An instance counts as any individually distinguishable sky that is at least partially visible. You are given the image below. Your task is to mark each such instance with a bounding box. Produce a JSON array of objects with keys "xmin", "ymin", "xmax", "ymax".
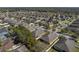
[{"xmin": 0, "ymin": 0, "xmax": 79, "ymax": 7}]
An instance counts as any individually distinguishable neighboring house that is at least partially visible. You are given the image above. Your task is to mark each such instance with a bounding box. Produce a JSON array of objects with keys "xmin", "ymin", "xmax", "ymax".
[
  {"xmin": 53, "ymin": 37, "xmax": 75, "ymax": 52},
  {"xmin": 28, "ymin": 23, "xmax": 36, "ymax": 32},
  {"xmin": 0, "ymin": 38, "xmax": 14, "ymax": 52},
  {"xmin": 0, "ymin": 20, "xmax": 2, "ymax": 23},
  {"xmin": 32, "ymin": 26, "xmax": 46, "ymax": 40},
  {"xmin": 22, "ymin": 22, "xmax": 29, "ymax": 29},
  {"xmin": 2, "ymin": 39, "xmax": 14, "ymax": 51},
  {"xmin": 0, "ymin": 22, "xmax": 10, "ymax": 29},
  {"xmin": 4, "ymin": 17, "xmax": 18, "ymax": 25},
  {"xmin": 53, "ymin": 39, "xmax": 69, "ymax": 52}
]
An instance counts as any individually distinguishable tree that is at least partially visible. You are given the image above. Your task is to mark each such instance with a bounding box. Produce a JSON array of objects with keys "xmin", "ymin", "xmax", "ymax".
[
  {"xmin": 58, "ymin": 35, "xmax": 65, "ymax": 39},
  {"xmin": 9, "ymin": 25, "xmax": 37, "ymax": 49},
  {"xmin": 0, "ymin": 39, "xmax": 2, "ymax": 47}
]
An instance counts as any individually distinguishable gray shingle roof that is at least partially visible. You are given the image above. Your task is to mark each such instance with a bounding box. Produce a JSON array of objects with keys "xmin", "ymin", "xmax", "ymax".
[
  {"xmin": 40, "ymin": 32, "xmax": 58, "ymax": 43},
  {"xmin": 53, "ymin": 38, "xmax": 69, "ymax": 52}
]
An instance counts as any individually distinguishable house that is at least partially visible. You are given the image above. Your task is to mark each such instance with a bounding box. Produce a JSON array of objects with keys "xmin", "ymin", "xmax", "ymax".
[
  {"xmin": 0, "ymin": 20, "xmax": 2, "ymax": 23},
  {"xmin": 52, "ymin": 37, "xmax": 75, "ymax": 52},
  {"xmin": 53, "ymin": 38, "xmax": 69, "ymax": 52},
  {"xmin": 22, "ymin": 22, "xmax": 29, "ymax": 29},
  {"xmin": 4, "ymin": 17, "xmax": 18, "ymax": 25},
  {"xmin": 32, "ymin": 26, "xmax": 46, "ymax": 40},
  {"xmin": 2, "ymin": 39, "xmax": 14, "ymax": 51},
  {"xmin": 28, "ymin": 23, "xmax": 36, "ymax": 32},
  {"xmin": 0, "ymin": 38, "xmax": 14, "ymax": 52},
  {"xmin": 40, "ymin": 32, "xmax": 59, "ymax": 44}
]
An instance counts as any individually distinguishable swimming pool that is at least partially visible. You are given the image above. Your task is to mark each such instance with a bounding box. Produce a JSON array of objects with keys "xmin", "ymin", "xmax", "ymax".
[{"xmin": 0, "ymin": 31, "xmax": 8, "ymax": 41}]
